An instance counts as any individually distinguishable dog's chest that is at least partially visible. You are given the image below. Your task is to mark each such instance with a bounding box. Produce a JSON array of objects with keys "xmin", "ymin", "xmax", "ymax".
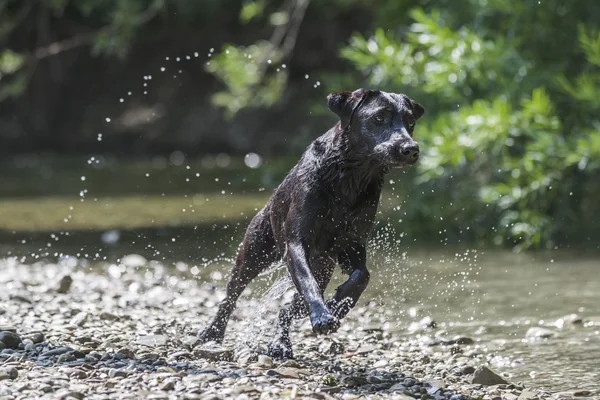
[{"xmin": 310, "ymin": 202, "xmax": 365, "ymax": 251}]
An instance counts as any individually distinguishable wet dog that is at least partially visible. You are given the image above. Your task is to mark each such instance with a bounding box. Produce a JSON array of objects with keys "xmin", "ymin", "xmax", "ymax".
[{"xmin": 198, "ymin": 89, "xmax": 424, "ymax": 359}]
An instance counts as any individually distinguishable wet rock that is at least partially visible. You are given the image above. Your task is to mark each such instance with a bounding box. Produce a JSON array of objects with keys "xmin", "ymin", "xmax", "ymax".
[
  {"xmin": 424, "ymin": 378, "xmax": 445, "ymax": 395},
  {"xmin": 193, "ymin": 344, "xmax": 233, "ymax": 361},
  {"xmin": 70, "ymin": 312, "xmax": 89, "ymax": 327},
  {"xmin": 356, "ymin": 344, "xmax": 377, "ymax": 354},
  {"xmin": 257, "ymin": 354, "xmax": 274, "ymax": 368},
  {"xmin": 525, "ymin": 327, "xmax": 556, "ymax": 340},
  {"xmin": 120, "ymin": 254, "xmax": 148, "ymax": 268},
  {"xmin": 441, "ymin": 336, "xmax": 475, "ymax": 346},
  {"xmin": 108, "ymin": 368, "xmax": 128, "ymax": 378},
  {"xmin": 22, "ymin": 332, "xmax": 44, "ymax": 344},
  {"xmin": 99, "ymin": 311, "xmax": 120, "ymax": 321},
  {"xmin": 0, "ymin": 367, "xmax": 18, "ymax": 380},
  {"xmin": 57, "ymin": 352, "xmax": 77, "ymax": 363},
  {"xmin": 181, "ymin": 335, "xmax": 200, "ymax": 348},
  {"xmin": 266, "ymin": 367, "xmax": 304, "ymax": 379},
  {"xmin": 279, "ymin": 359, "xmax": 301, "ymax": 368},
  {"xmin": 56, "ymin": 275, "xmax": 73, "ymax": 294},
  {"xmin": 117, "ymin": 347, "xmax": 136, "ymax": 358},
  {"xmin": 160, "ymin": 380, "xmax": 176, "ymax": 391},
  {"xmin": 408, "ymin": 316, "xmax": 437, "ymax": 332},
  {"xmin": 572, "ymin": 390, "xmax": 592, "ymax": 397},
  {"xmin": 519, "ymin": 389, "xmax": 540, "ymax": 399},
  {"xmin": 0, "ymin": 331, "xmax": 22, "ymax": 349},
  {"xmin": 319, "ymin": 339, "xmax": 345, "ymax": 355},
  {"xmin": 41, "ymin": 347, "xmax": 73, "ymax": 357},
  {"xmin": 342, "ymin": 375, "xmax": 369, "ymax": 387},
  {"xmin": 554, "ymin": 314, "xmax": 583, "ymax": 328},
  {"xmin": 137, "ymin": 335, "xmax": 168, "ymax": 347},
  {"xmin": 471, "ymin": 366, "xmax": 509, "ymax": 385}
]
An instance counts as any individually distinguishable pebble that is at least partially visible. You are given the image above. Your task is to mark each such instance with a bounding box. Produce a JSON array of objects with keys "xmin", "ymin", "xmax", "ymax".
[
  {"xmin": 138, "ymin": 335, "xmax": 168, "ymax": 346},
  {"xmin": 193, "ymin": 344, "xmax": 233, "ymax": 361},
  {"xmin": 0, "ymin": 331, "xmax": 22, "ymax": 349},
  {"xmin": 0, "ymin": 367, "xmax": 18, "ymax": 380},
  {"xmin": 526, "ymin": 327, "xmax": 557, "ymax": 340},
  {"xmin": 472, "ymin": 366, "xmax": 509, "ymax": 386},
  {"xmin": 41, "ymin": 347, "xmax": 74, "ymax": 357},
  {"xmin": 56, "ymin": 274, "xmax": 73, "ymax": 294},
  {"xmin": 70, "ymin": 312, "xmax": 89, "ymax": 327}
]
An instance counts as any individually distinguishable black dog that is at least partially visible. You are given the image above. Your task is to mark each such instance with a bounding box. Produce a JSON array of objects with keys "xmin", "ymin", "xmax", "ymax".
[{"xmin": 198, "ymin": 89, "xmax": 424, "ymax": 359}]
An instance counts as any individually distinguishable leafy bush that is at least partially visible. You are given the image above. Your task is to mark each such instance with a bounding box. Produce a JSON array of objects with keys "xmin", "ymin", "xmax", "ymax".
[{"xmin": 339, "ymin": 6, "xmax": 600, "ymax": 250}]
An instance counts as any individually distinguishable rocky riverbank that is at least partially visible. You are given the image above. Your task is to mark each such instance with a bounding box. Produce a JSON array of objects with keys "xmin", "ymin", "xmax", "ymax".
[{"xmin": 0, "ymin": 256, "xmax": 591, "ymax": 400}]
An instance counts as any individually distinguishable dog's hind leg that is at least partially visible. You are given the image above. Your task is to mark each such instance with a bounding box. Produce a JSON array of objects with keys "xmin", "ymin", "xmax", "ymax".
[
  {"xmin": 267, "ymin": 261, "xmax": 335, "ymax": 359},
  {"xmin": 326, "ymin": 244, "xmax": 370, "ymax": 320},
  {"xmin": 198, "ymin": 209, "xmax": 277, "ymax": 343}
]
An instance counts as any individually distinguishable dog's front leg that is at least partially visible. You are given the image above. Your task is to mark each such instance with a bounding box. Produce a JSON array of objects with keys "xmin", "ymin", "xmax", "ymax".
[
  {"xmin": 286, "ymin": 242, "xmax": 340, "ymax": 335},
  {"xmin": 326, "ymin": 244, "xmax": 370, "ymax": 319}
]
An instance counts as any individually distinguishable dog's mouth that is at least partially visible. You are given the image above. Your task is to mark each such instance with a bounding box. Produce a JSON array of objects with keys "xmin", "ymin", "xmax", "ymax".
[{"xmin": 389, "ymin": 157, "xmax": 418, "ymax": 168}]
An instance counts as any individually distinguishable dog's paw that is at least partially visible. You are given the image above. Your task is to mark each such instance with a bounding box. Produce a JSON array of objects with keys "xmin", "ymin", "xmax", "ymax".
[
  {"xmin": 267, "ymin": 336, "xmax": 294, "ymax": 360},
  {"xmin": 197, "ymin": 325, "xmax": 225, "ymax": 344},
  {"xmin": 310, "ymin": 311, "xmax": 340, "ymax": 335}
]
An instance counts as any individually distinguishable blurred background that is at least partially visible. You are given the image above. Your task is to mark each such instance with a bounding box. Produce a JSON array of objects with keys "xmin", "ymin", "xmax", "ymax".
[
  {"xmin": 2, "ymin": 1, "xmax": 600, "ymax": 392},
  {"xmin": 2, "ymin": 0, "xmax": 600, "ymax": 258}
]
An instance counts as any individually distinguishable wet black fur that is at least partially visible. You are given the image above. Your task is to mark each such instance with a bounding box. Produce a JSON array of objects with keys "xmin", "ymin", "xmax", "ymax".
[{"xmin": 198, "ymin": 89, "xmax": 424, "ymax": 359}]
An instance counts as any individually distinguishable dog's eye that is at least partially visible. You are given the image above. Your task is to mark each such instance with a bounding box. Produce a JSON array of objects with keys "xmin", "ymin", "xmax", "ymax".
[
  {"xmin": 374, "ymin": 113, "xmax": 385, "ymax": 124},
  {"xmin": 407, "ymin": 119, "xmax": 415, "ymax": 129}
]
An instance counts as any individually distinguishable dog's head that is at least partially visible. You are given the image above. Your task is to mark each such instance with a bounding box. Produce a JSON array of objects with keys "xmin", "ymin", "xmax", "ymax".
[{"xmin": 327, "ymin": 89, "xmax": 424, "ymax": 168}]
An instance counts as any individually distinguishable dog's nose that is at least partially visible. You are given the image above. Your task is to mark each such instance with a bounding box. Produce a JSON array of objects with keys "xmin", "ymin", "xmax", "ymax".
[{"xmin": 401, "ymin": 143, "xmax": 419, "ymax": 160}]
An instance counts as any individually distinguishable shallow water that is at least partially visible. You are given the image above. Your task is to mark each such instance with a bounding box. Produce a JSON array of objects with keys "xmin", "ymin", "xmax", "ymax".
[{"xmin": 1, "ymin": 156, "xmax": 599, "ymax": 393}]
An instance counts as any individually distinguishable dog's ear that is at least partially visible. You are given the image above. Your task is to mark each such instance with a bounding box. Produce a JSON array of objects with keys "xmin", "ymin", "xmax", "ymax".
[
  {"xmin": 327, "ymin": 91, "xmax": 353, "ymax": 118},
  {"xmin": 327, "ymin": 89, "xmax": 368, "ymax": 128},
  {"xmin": 409, "ymin": 99, "xmax": 425, "ymax": 120}
]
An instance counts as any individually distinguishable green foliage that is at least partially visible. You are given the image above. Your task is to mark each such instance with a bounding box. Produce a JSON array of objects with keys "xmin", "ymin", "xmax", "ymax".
[
  {"xmin": 206, "ymin": 42, "xmax": 288, "ymax": 119},
  {"xmin": 338, "ymin": 5, "xmax": 600, "ymax": 250}
]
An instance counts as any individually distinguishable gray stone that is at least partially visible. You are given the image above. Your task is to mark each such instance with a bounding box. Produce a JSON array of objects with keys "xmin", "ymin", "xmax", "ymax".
[
  {"xmin": 257, "ymin": 354, "xmax": 274, "ymax": 367},
  {"xmin": 471, "ymin": 366, "xmax": 509, "ymax": 385},
  {"xmin": 99, "ymin": 311, "xmax": 120, "ymax": 321},
  {"xmin": 193, "ymin": 344, "xmax": 233, "ymax": 361},
  {"xmin": 159, "ymin": 380, "xmax": 176, "ymax": 391},
  {"xmin": 279, "ymin": 359, "xmax": 301, "ymax": 368},
  {"xmin": 117, "ymin": 347, "xmax": 136, "ymax": 358},
  {"xmin": 0, "ymin": 367, "xmax": 18, "ymax": 380},
  {"xmin": 342, "ymin": 375, "xmax": 369, "ymax": 387},
  {"xmin": 21, "ymin": 332, "xmax": 44, "ymax": 344},
  {"xmin": 265, "ymin": 367, "xmax": 304, "ymax": 379},
  {"xmin": 56, "ymin": 275, "xmax": 73, "ymax": 294},
  {"xmin": 525, "ymin": 327, "xmax": 556, "ymax": 340},
  {"xmin": 518, "ymin": 390, "xmax": 540, "ymax": 400},
  {"xmin": 137, "ymin": 335, "xmax": 168, "ymax": 346},
  {"xmin": 57, "ymin": 352, "xmax": 77, "ymax": 363},
  {"xmin": 319, "ymin": 339, "xmax": 345, "ymax": 355},
  {"xmin": 108, "ymin": 368, "xmax": 128, "ymax": 378},
  {"xmin": 70, "ymin": 312, "xmax": 89, "ymax": 327},
  {"xmin": 0, "ymin": 331, "xmax": 22, "ymax": 349},
  {"xmin": 41, "ymin": 347, "xmax": 73, "ymax": 357},
  {"xmin": 181, "ymin": 335, "xmax": 200, "ymax": 348},
  {"xmin": 121, "ymin": 254, "xmax": 148, "ymax": 268}
]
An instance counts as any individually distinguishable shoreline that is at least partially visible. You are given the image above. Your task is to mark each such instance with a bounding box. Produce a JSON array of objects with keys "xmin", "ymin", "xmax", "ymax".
[{"xmin": 0, "ymin": 257, "xmax": 591, "ymax": 399}]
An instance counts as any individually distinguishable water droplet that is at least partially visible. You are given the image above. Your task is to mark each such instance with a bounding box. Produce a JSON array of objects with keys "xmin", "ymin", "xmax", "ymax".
[
  {"xmin": 244, "ymin": 153, "xmax": 262, "ymax": 169},
  {"xmin": 105, "ymin": 117, "xmax": 111, "ymax": 122},
  {"xmin": 305, "ymin": 74, "xmax": 309, "ymax": 79},
  {"xmin": 161, "ymin": 67, "xmax": 166, "ymax": 72},
  {"xmin": 81, "ymin": 176, "xmax": 86, "ymax": 181}
]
